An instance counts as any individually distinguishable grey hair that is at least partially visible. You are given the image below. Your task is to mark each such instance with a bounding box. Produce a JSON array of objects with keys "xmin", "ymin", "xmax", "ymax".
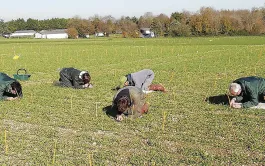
[{"xmin": 229, "ymin": 83, "xmax": 241, "ymax": 93}]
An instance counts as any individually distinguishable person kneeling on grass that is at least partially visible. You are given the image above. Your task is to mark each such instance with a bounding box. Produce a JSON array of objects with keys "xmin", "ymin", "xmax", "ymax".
[
  {"xmin": 0, "ymin": 72, "xmax": 23, "ymax": 101},
  {"xmin": 54, "ymin": 67, "xmax": 93, "ymax": 89},
  {"xmin": 115, "ymin": 69, "xmax": 165, "ymax": 93},
  {"xmin": 229, "ymin": 76, "xmax": 265, "ymax": 109},
  {"xmin": 112, "ymin": 86, "xmax": 149, "ymax": 121}
]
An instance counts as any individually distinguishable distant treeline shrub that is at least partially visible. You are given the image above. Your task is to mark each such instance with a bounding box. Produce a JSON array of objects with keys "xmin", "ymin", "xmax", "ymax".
[{"xmin": 1, "ymin": 7, "xmax": 265, "ymax": 37}]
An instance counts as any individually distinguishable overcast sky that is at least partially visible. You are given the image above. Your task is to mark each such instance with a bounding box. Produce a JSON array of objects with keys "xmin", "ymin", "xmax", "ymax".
[{"xmin": 1, "ymin": 0, "xmax": 264, "ymax": 21}]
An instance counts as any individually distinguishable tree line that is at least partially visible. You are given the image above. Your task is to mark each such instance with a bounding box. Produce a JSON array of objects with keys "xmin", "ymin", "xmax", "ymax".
[{"xmin": 1, "ymin": 7, "xmax": 265, "ymax": 38}]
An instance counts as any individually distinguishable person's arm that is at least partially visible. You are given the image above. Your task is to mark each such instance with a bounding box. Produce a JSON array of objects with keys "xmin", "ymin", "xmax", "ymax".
[
  {"xmin": 241, "ymin": 85, "xmax": 259, "ymax": 108},
  {"xmin": 114, "ymin": 105, "xmax": 124, "ymax": 121},
  {"xmin": 112, "ymin": 96, "xmax": 124, "ymax": 121},
  {"xmin": 88, "ymin": 83, "xmax": 93, "ymax": 88},
  {"xmin": 234, "ymin": 96, "xmax": 243, "ymax": 102},
  {"xmin": 72, "ymin": 77, "xmax": 86, "ymax": 89},
  {"xmin": 130, "ymin": 89, "xmax": 145, "ymax": 117},
  {"xmin": 231, "ymin": 102, "xmax": 242, "ymax": 109},
  {"xmin": 6, "ymin": 97, "xmax": 18, "ymax": 101},
  {"xmin": 73, "ymin": 82, "xmax": 84, "ymax": 89},
  {"xmin": 0, "ymin": 93, "xmax": 18, "ymax": 101},
  {"xmin": 0, "ymin": 88, "xmax": 19, "ymax": 101}
]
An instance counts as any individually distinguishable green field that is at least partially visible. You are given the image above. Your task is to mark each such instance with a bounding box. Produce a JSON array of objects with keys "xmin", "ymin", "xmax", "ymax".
[{"xmin": 0, "ymin": 37, "xmax": 265, "ymax": 165}]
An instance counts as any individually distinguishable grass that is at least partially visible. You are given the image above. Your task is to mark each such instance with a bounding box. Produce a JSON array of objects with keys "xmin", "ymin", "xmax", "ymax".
[{"xmin": 0, "ymin": 36, "xmax": 265, "ymax": 165}]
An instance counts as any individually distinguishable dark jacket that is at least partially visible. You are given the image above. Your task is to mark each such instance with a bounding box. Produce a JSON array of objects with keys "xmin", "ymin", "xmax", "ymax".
[
  {"xmin": 0, "ymin": 73, "xmax": 18, "ymax": 100},
  {"xmin": 59, "ymin": 67, "xmax": 89, "ymax": 89},
  {"xmin": 112, "ymin": 86, "xmax": 146, "ymax": 119},
  {"xmin": 233, "ymin": 76, "xmax": 265, "ymax": 108}
]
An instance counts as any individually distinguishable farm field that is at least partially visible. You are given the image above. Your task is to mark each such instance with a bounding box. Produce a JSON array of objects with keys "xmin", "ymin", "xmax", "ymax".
[{"xmin": 0, "ymin": 36, "xmax": 265, "ymax": 165}]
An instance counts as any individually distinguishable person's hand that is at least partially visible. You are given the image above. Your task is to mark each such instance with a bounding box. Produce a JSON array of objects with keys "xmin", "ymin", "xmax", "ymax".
[
  {"xmin": 230, "ymin": 98, "xmax": 236, "ymax": 107},
  {"xmin": 83, "ymin": 83, "xmax": 89, "ymax": 88},
  {"xmin": 6, "ymin": 97, "xmax": 18, "ymax": 101},
  {"xmin": 231, "ymin": 103, "xmax": 242, "ymax": 109},
  {"xmin": 88, "ymin": 84, "xmax": 93, "ymax": 88},
  {"xmin": 116, "ymin": 115, "xmax": 123, "ymax": 121}
]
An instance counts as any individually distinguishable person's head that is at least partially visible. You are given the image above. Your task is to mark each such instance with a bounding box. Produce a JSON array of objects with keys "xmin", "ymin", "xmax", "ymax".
[
  {"xmin": 82, "ymin": 73, "xmax": 91, "ymax": 84},
  {"xmin": 117, "ymin": 96, "xmax": 130, "ymax": 113},
  {"xmin": 10, "ymin": 81, "xmax": 22, "ymax": 97},
  {"xmin": 229, "ymin": 83, "xmax": 241, "ymax": 96}
]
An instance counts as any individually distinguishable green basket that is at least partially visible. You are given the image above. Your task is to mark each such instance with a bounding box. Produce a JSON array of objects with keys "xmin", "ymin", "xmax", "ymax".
[{"xmin": 13, "ymin": 68, "xmax": 31, "ymax": 81}]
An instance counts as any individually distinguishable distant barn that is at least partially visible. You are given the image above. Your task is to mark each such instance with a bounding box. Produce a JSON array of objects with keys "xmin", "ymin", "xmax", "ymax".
[
  {"xmin": 35, "ymin": 29, "xmax": 68, "ymax": 39},
  {"xmin": 10, "ymin": 30, "xmax": 36, "ymax": 38}
]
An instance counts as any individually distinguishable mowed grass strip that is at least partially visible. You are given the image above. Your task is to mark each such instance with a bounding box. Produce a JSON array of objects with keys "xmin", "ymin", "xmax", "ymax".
[{"xmin": 0, "ymin": 37, "xmax": 265, "ymax": 165}]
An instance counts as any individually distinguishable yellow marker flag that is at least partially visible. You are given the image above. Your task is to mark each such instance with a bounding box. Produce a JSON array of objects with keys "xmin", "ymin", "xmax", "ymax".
[{"xmin": 13, "ymin": 55, "xmax": 20, "ymax": 60}]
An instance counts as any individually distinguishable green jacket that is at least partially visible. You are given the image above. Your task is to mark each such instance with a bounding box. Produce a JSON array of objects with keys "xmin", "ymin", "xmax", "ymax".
[
  {"xmin": 112, "ymin": 86, "xmax": 146, "ymax": 119},
  {"xmin": 234, "ymin": 76, "xmax": 265, "ymax": 108},
  {"xmin": 0, "ymin": 73, "xmax": 17, "ymax": 100}
]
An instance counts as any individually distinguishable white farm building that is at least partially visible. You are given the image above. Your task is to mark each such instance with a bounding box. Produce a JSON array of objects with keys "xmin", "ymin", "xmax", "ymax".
[
  {"xmin": 140, "ymin": 28, "xmax": 155, "ymax": 38},
  {"xmin": 10, "ymin": 30, "xmax": 36, "ymax": 38},
  {"xmin": 35, "ymin": 29, "xmax": 68, "ymax": 39}
]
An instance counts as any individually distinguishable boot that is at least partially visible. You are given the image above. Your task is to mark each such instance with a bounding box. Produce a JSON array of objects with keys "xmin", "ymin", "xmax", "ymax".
[
  {"xmin": 140, "ymin": 102, "xmax": 149, "ymax": 114},
  {"xmin": 149, "ymin": 84, "xmax": 165, "ymax": 92}
]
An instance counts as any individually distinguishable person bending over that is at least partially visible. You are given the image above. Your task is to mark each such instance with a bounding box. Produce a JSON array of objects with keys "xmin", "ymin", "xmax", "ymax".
[
  {"xmin": 116, "ymin": 69, "xmax": 165, "ymax": 92},
  {"xmin": 55, "ymin": 67, "xmax": 93, "ymax": 89},
  {"xmin": 229, "ymin": 76, "xmax": 265, "ymax": 108},
  {"xmin": 112, "ymin": 86, "xmax": 149, "ymax": 121}
]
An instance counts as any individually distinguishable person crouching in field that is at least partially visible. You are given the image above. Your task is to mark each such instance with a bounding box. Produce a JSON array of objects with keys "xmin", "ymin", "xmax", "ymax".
[
  {"xmin": 115, "ymin": 69, "xmax": 165, "ymax": 93},
  {"xmin": 229, "ymin": 76, "xmax": 265, "ymax": 109},
  {"xmin": 0, "ymin": 72, "xmax": 23, "ymax": 101},
  {"xmin": 54, "ymin": 67, "xmax": 93, "ymax": 89},
  {"xmin": 112, "ymin": 86, "xmax": 149, "ymax": 121}
]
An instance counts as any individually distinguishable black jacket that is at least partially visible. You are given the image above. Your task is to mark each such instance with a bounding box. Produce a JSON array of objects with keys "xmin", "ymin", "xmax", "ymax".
[{"xmin": 59, "ymin": 67, "xmax": 89, "ymax": 89}]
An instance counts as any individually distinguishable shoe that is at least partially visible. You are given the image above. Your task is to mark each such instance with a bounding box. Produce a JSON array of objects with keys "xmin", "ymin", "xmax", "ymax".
[{"xmin": 149, "ymin": 84, "xmax": 166, "ymax": 92}]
